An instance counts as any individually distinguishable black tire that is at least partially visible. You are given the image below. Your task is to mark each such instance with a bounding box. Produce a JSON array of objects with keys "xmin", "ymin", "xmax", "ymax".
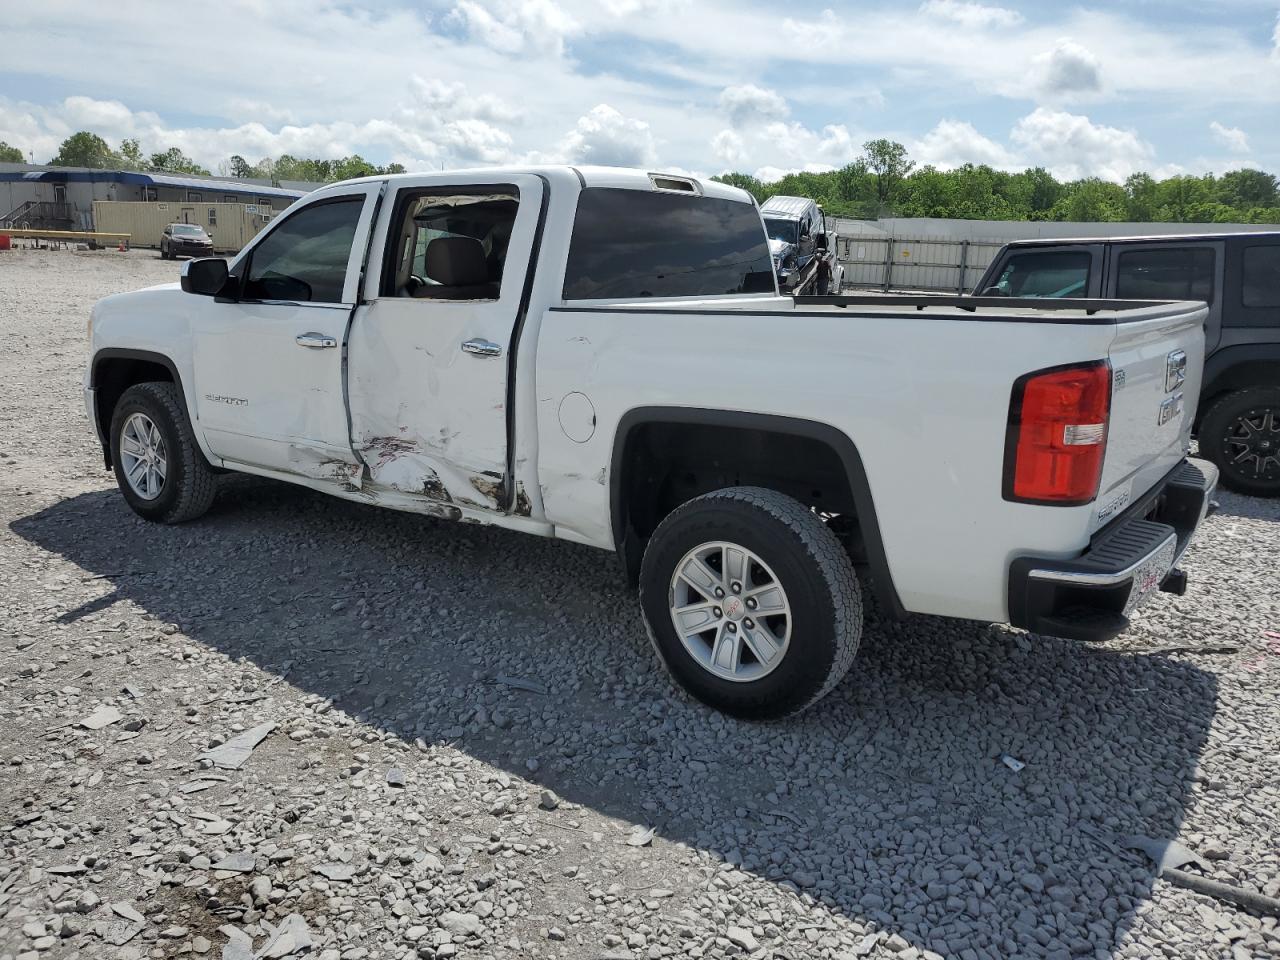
[
  {"xmin": 110, "ymin": 382, "xmax": 217, "ymax": 523},
  {"xmin": 160, "ymin": 243, "xmax": 169, "ymax": 260},
  {"xmin": 639, "ymin": 486, "xmax": 863, "ymax": 719},
  {"xmin": 1199, "ymin": 387, "xmax": 1280, "ymax": 497}
]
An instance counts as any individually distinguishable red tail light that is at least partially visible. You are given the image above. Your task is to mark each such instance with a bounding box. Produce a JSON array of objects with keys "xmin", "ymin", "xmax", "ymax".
[{"xmin": 1003, "ymin": 361, "xmax": 1112, "ymax": 506}]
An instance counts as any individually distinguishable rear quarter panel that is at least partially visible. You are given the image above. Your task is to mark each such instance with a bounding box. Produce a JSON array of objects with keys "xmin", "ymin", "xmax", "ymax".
[{"xmin": 535, "ymin": 303, "xmax": 1121, "ymax": 622}]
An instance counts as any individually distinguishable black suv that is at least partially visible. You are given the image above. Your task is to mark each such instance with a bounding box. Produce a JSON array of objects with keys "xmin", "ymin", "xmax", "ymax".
[
  {"xmin": 759, "ymin": 196, "xmax": 842, "ymax": 295},
  {"xmin": 976, "ymin": 233, "xmax": 1280, "ymax": 496},
  {"xmin": 160, "ymin": 223, "xmax": 215, "ymax": 260}
]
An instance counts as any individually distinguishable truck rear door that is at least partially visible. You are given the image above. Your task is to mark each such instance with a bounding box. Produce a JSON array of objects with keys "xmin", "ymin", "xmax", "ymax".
[
  {"xmin": 1104, "ymin": 239, "xmax": 1224, "ymax": 350},
  {"xmin": 344, "ymin": 173, "xmax": 546, "ymax": 513}
]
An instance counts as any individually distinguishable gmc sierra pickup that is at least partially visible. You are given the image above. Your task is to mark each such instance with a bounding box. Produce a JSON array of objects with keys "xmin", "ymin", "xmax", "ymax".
[{"xmin": 85, "ymin": 166, "xmax": 1218, "ymax": 718}]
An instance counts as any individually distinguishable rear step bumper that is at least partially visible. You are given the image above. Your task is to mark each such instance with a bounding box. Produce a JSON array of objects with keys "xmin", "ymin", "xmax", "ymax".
[{"xmin": 1008, "ymin": 457, "xmax": 1219, "ymax": 642}]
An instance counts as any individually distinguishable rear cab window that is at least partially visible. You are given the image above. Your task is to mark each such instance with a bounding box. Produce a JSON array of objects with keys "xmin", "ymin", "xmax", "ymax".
[
  {"xmin": 989, "ymin": 251, "xmax": 1091, "ymax": 298},
  {"xmin": 1242, "ymin": 245, "xmax": 1280, "ymax": 308},
  {"xmin": 563, "ymin": 188, "xmax": 775, "ymax": 300},
  {"xmin": 1115, "ymin": 247, "xmax": 1215, "ymax": 301}
]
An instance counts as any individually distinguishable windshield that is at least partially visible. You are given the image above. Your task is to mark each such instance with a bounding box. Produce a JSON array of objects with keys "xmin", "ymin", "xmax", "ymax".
[
  {"xmin": 762, "ymin": 217, "xmax": 798, "ymax": 246},
  {"xmin": 172, "ymin": 225, "xmax": 206, "ymax": 237}
]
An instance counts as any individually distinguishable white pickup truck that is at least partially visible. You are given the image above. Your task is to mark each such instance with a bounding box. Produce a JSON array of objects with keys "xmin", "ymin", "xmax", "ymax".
[{"xmin": 85, "ymin": 166, "xmax": 1218, "ymax": 718}]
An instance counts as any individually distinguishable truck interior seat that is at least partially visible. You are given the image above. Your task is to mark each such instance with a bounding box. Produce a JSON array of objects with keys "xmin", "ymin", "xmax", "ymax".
[{"xmin": 415, "ymin": 236, "xmax": 500, "ymax": 300}]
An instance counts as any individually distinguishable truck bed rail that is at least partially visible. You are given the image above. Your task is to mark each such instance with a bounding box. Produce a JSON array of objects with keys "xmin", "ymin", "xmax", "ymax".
[{"xmin": 795, "ymin": 294, "xmax": 1177, "ymax": 317}]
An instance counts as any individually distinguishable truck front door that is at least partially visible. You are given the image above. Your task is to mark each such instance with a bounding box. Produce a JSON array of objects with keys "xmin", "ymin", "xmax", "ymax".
[
  {"xmin": 344, "ymin": 174, "xmax": 545, "ymax": 514},
  {"xmin": 191, "ymin": 187, "xmax": 380, "ymax": 480},
  {"xmin": 979, "ymin": 244, "xmax": 1104, "ymax": 298}
]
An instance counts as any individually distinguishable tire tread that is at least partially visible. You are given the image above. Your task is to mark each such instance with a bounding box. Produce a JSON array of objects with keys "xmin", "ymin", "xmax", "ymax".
[
  {"xmin": 1200, "ymin": 386, "xmax": 1280, "ymax": 497},
  {"xmin": 642, "ymin": 485, "xmax": 863, "ymax": 716},
  {"xmin": 116, "ymin": 381, "xmax": 217, "ymax": 523}
]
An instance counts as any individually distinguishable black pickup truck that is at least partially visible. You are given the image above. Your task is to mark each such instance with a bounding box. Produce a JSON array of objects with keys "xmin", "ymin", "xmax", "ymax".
[
  {"xmin": 977, "ymin": 232, "xmax": 1280, "ymax": 497},
  {"xmin": 760, "ymin": 195, "xmax": 843, "ymax": 295}
]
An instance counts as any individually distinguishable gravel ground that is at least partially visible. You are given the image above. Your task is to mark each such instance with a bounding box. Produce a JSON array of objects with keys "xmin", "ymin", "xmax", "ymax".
[{"xmin": 1, "ymin": 247, "xmax": 1279, "ymax": 960}]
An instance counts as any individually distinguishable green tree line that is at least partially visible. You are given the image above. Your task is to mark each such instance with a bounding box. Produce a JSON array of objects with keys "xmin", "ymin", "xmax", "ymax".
[
  {"xmin": 12, "ymin": 130, "xmax": 1280, "ymax": 221},
  {"xmin": 7, "ymin": 130, "xmax": 404, "ymax": 184},
  {"xmin": 714, "ymin": 138, "xmax": 1280, "ymax": 224}
]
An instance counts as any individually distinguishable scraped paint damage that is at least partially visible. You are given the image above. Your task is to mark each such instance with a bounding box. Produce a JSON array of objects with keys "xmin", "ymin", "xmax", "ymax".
[
  {"xmin": 359, "ymin": 434, "xmax": 506, "ymax": 512},
  {"xmin": 287, "ymin": 445, "xmax": 364, "ymax": 491}
]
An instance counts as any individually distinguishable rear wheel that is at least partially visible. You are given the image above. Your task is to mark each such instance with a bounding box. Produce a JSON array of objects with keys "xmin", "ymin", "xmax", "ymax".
[
  {"xmin": 1199, "ymin": 387, "xmax": 1280, "ymax": 497},
  {"xmin": 110, "ymin": 382, "xmax": 217, "ymax": 522},
  {"xmin": 639, "ymin": 486, "xmax": 863, "ymax": 719}
]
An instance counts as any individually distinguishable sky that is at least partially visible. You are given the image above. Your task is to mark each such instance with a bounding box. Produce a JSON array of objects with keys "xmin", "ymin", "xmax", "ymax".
[{"xmin": 1, "ymin": 0, "xmax": 1279, "ymax": 183}]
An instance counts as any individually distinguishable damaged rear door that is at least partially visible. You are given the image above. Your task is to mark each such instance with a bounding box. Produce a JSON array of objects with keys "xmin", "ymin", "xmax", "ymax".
[{"xmin": 345, "ymin": 175, "xmax": 545, "ymax": 513}]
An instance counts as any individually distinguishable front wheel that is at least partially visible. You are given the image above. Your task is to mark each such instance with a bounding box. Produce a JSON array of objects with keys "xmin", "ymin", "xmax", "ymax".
[
  {"xmin": 639, "ymin": 487, "xmax": 863, "ymax": 719},
  {"xmin": 110, "ymin": 382, "xmax": 218, "ymax": 523},
  {"xmin": 1199, "ymin": 387, "xmax": 1280, "ymax": 497}
]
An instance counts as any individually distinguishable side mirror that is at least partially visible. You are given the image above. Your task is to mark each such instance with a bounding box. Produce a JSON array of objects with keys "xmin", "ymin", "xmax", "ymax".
[
  {"xmin": 181, "ymin": 257, "xmax": 230, "ymax": 297},
  {"xmin": 816, "ymin": 234, "xmax": 828, "ymax": 251}
]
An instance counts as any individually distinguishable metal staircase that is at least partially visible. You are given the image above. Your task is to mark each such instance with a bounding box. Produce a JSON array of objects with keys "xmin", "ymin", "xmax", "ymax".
[{"xmin": 0, "ymin": 200, "xmax": 74, "ymax": 230}]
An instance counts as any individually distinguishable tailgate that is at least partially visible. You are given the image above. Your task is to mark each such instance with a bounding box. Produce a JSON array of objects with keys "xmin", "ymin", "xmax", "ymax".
[{"xmin": 1093, "ymin": 303, "xmax": 1207, "ymax": 533}]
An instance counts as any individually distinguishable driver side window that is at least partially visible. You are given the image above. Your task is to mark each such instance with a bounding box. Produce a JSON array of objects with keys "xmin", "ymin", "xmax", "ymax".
[
  {"xmin": 242, "ymin": 197, "xmax": 364, "ymax": 304},
  {"xmin": 993, "ymin": 251, "xmax": 1091, "ymax": 298}
]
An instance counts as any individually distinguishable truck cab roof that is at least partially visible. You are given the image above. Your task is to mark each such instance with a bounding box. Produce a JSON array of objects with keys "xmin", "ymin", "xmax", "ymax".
[
  {"xmin": 760, "ymin": 195, "xmax": 818, "ymax": 220},
  {"xmin": 316, "ymin": 165, "xmax": 755, "ymax": 205},
  {"xmin": 1003, "ymin": 231, "xmax": 1280, "ymax": 248}
]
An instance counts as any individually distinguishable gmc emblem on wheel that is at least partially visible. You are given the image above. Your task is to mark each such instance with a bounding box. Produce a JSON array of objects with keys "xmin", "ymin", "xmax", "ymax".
[{"xmin": 1165, "ymin": 350, "xmax": 1187, "ymax": 393}]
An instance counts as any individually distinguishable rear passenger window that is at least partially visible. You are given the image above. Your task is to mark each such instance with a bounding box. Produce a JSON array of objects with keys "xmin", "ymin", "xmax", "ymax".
[
  {"xmin": 990, "ymin": 252, "xmax": 1090, "ymax": 298},
  {"xmin": 382, "ymin": 190, "xmax": 518, "ymax": 301},
  {"xmin": 243, "ymin": 197, "xmax": 364, "ymax": 304},
  {"xmin": 1242, "ymin": 246, "xmax": 1280, "ymax": 308},
  {"xmin": 563, "ymin": 188, "xmax": 775, "ymax": 300},
  {"xmin": 1115, "ymin": 248, "xmax": 1215, "ymax": 301}
]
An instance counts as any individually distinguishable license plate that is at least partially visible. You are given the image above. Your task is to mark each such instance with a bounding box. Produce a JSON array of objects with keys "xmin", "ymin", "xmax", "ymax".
[{"xmin": 1123, "ymin": 538, "xmax": 1176, "ymax": 616}]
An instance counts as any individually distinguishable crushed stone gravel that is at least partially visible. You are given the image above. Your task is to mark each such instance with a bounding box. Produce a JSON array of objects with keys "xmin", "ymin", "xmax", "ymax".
[{"xmin": 1, "ymin": 247, "xmax": 1278, "ymax": 960}]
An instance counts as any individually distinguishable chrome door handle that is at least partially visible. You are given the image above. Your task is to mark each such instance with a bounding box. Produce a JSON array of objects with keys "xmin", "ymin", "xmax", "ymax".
[
  {"xmin": 296, "ymin": 333, "xmax": 337, "ymax": 349},
  {"xmin": 461, "ymin": 338, "xmax": 503, "ymax": 358}
]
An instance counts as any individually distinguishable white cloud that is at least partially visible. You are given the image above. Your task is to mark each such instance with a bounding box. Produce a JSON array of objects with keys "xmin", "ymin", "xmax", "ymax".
[
  {"xmin": 556, "ymin": 104, "xmax": 658, "ymax": 167},
  {"xmin": 718, "ymin": 85, "xmax": 789, "ymax": 129},
  {"xmin": 919, "ymin": 0, "xmax": 1022, "ymax": 29},
  {"xmin": 0, "ymin": 83, "xmax": 528, "ymax": 173},
  {"xmin": 602, "ymin": 0, "xmax": 686, "ymax": 15},
  {"xmin": 711, "ymin": 129, "xmax": 746, "ymax": 166},
  {"xmin": 1209, "ymin": 120, "xmax": 1250, "ymax": 154},
  {"xmin": 405, "ymin": 77, "xmax": 521, "ymax": 126},
  {"xmin": 1272, "ymin": 13, "xmax": 1280, "ymax": 60},
  {"xmin": 1010, "ymin": 107, "xmax": 1154, "ymax": 182},
  {"xmin": 913, "ymin": 119, "xmax": 1016, "ymax": 168},
  {"xmin": 783, "ymin": 9, "xmax": 846, "ymax": 50},
  {"xmin": 1037, "ymin": 39, "xmax": 1103, "ymax": 98},
  {"xmin": 446, "ymin": 0, "xmax": 580, "ymax": 57},
  {"xmin": 752, "ymin": 163, "xmax": 843, "ymax": 183}
]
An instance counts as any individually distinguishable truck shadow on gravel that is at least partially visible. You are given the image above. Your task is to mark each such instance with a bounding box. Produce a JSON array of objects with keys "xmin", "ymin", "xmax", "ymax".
[{"xmin": 13, "ymin": 477, "xmax": 1219, "ymax": 960}]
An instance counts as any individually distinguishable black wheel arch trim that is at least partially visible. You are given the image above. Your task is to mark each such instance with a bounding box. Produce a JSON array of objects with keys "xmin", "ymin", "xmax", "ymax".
[
  {"xmin": 90, "ymin": 348, "xmax": 189, "ymax": 465},
  {"xmin": 609, "ymin": 406, "xmax": 906, "ymax": 619},
  {"xmin": 1200, "ymin": 344, "xmax": 1280, "ymax": 402}
]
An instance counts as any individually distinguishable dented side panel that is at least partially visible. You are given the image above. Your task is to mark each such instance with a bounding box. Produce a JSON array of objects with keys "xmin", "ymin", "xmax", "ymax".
[{"xmin": 344, "ymin": 175, "xmax": 547, "ymax": 515}]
